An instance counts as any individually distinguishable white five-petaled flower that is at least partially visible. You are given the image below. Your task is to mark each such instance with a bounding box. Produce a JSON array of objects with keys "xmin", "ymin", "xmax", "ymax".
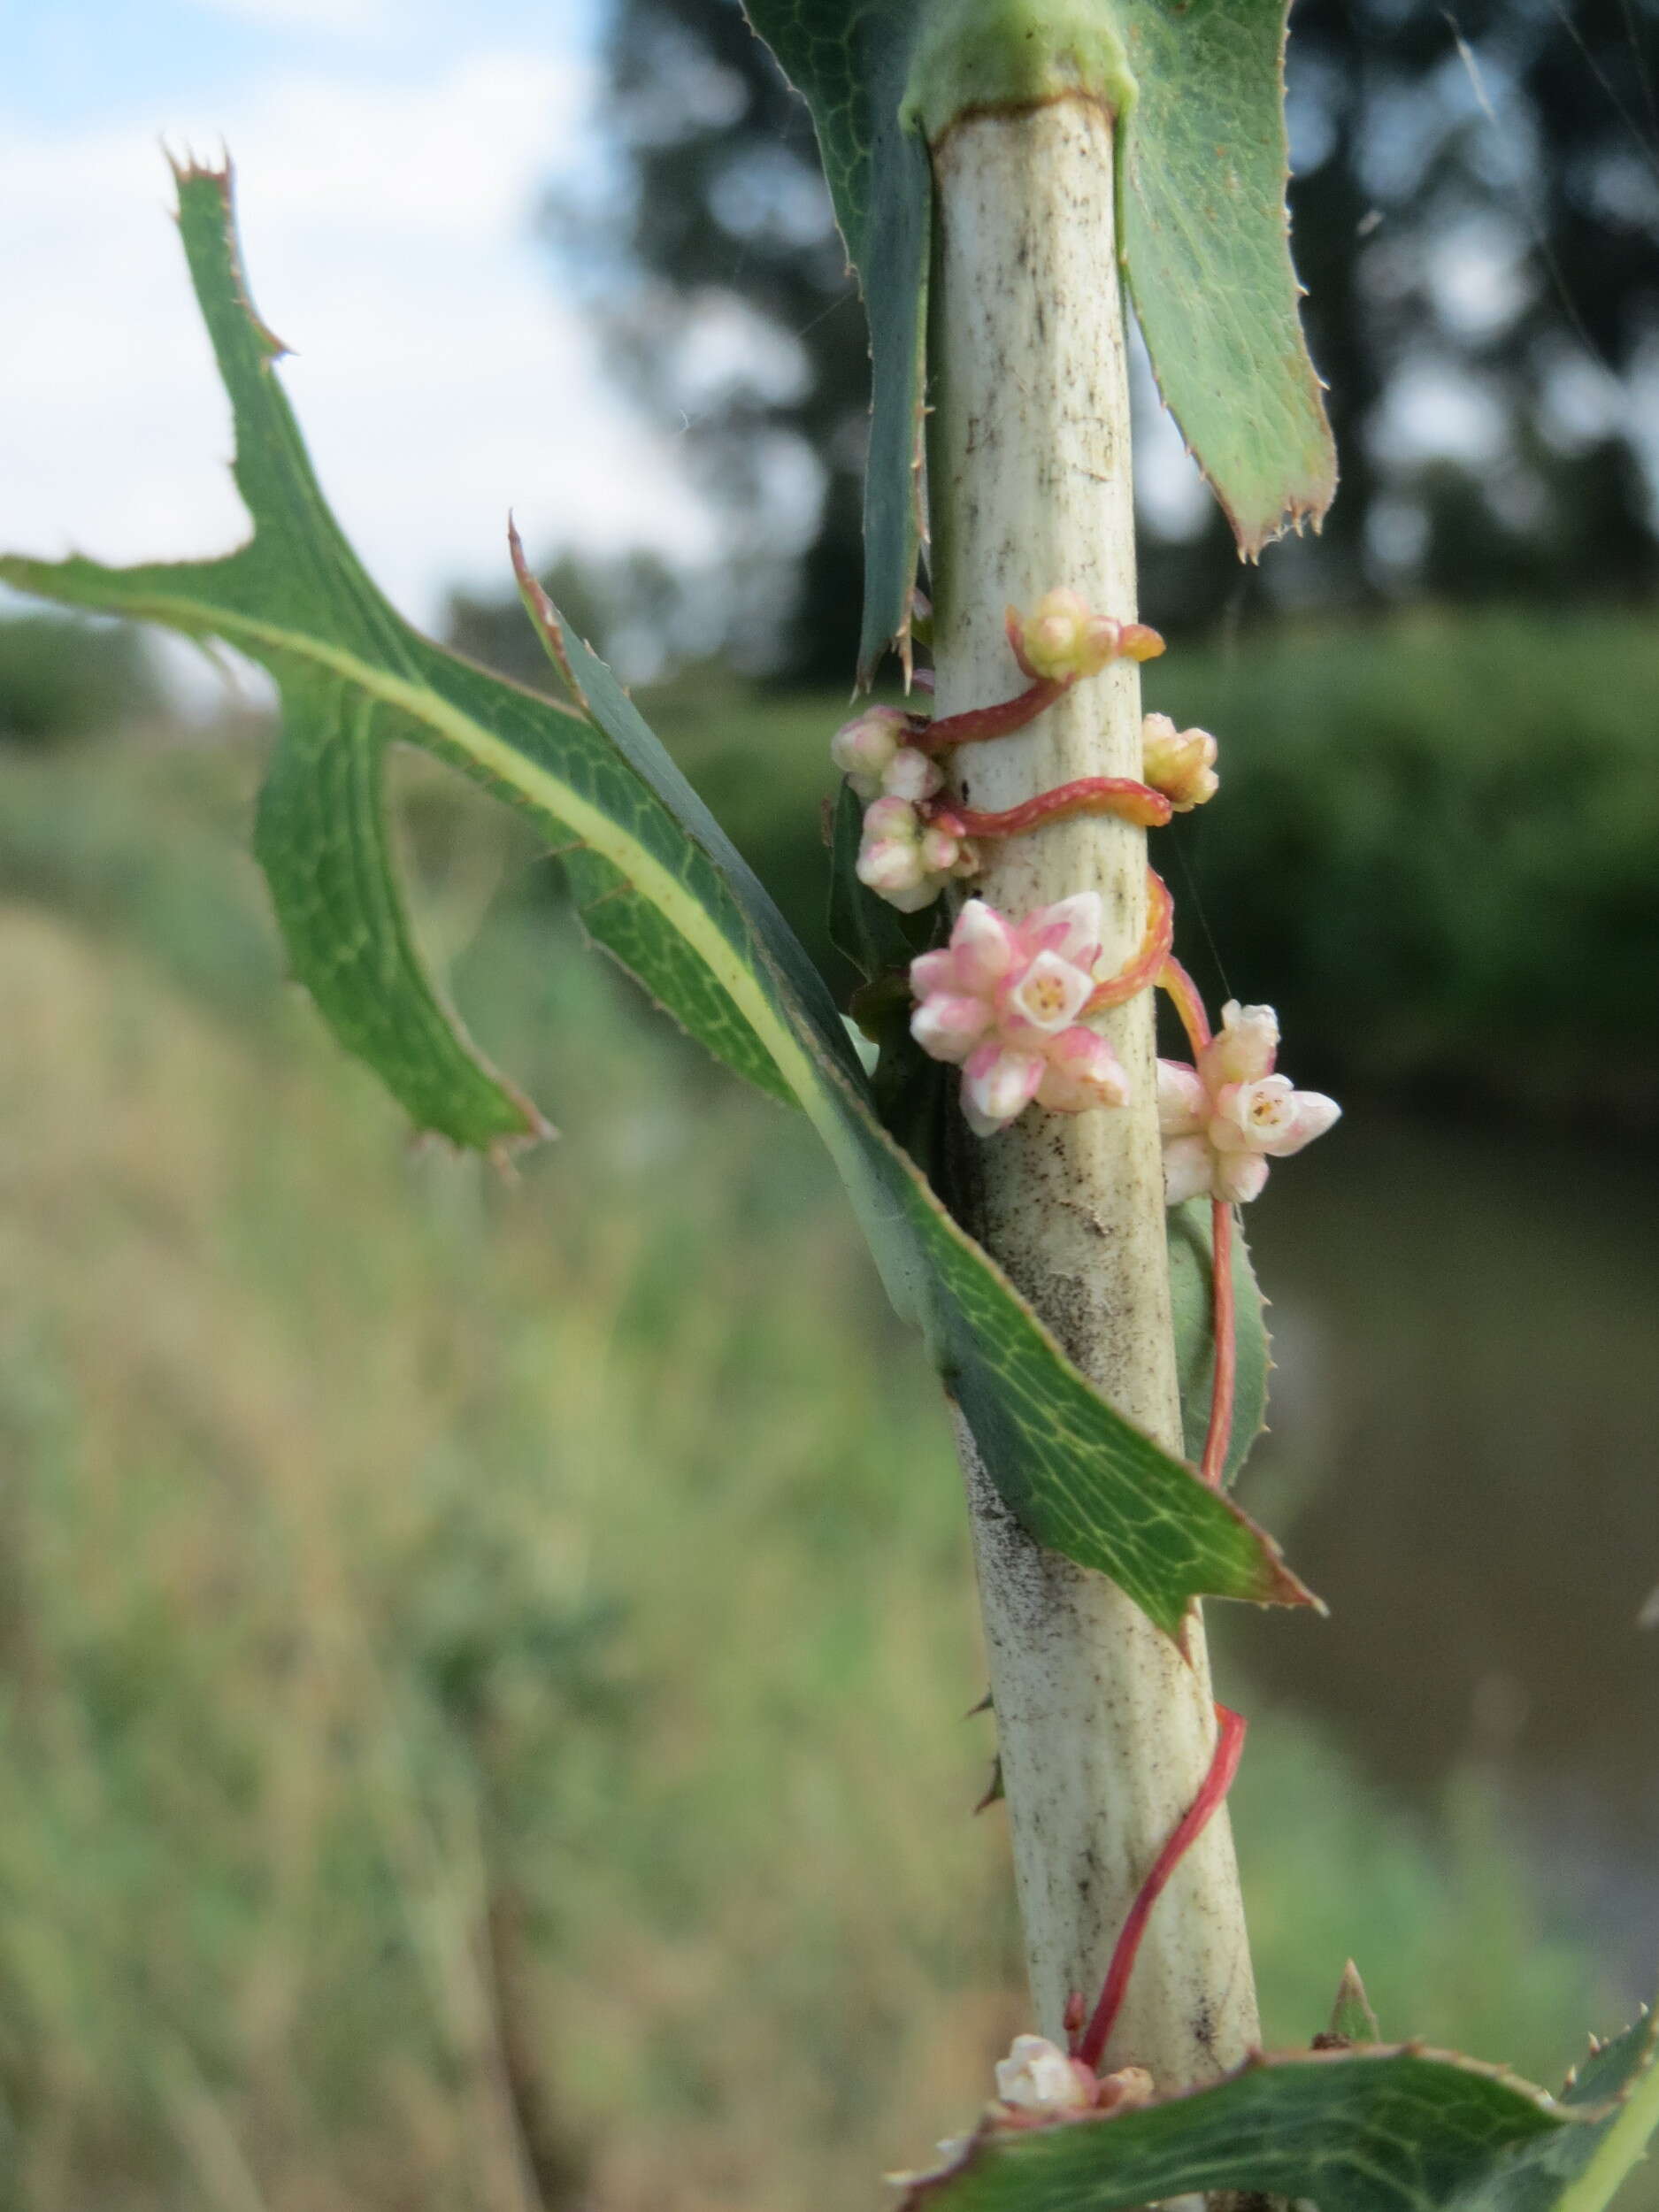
[
  {"xmin": 909, "ymin": 895, "xmax": 1130, "ymax": 1137},
  {"xmin": 1158, "ymin": 1000, "xmax": 1340, "ymax": 1205}
]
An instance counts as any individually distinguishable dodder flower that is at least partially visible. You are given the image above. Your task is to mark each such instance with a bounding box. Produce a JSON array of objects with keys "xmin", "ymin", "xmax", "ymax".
[
  {"xmin": 1010, "ymin": 588, "xmax": 1164, "ymax": 683},
  {"xmin": 1158, "ymin": 1000, "xmax": 1340, "ymax": 1204},
  {"xmin": 994, "ymin": 2036, "xmax": 1096, "ymax": 2116},
  {"xmin": 910, "ymin": 895, "xmax": 1129, "ymax": 1137},
  {"xmin": 832, "ymin": 705, "xmax": 978, "ymax": 911},
  {"xmin": 829, "ymin": 703, "xmax": 912, "ymax": 801},
  {"xmin": 856, "ymin": 794, "xmax": 977, "ymax": 912},
  {"xmin": 1141, "ymin": 712, "xmax": 1218, "ymax": 811}
]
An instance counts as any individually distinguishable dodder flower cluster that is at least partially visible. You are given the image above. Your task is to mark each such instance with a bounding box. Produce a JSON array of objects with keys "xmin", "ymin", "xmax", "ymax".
[
  {"xmin": 1157, "ymin": 1002, "xmax": 1340, "ymax": 1205},
  {"xmin": 910, "ymin": 895, "xmax": 1129, "ymax": 1137},
  {"xmin": 827, "ymin": 587, "xmax": 1339, "ymax": 1187}
]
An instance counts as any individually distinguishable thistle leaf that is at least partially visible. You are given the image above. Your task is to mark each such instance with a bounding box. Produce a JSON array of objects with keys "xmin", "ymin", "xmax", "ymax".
[{"xmin": 0, "ymin": 161, "xmax": 1317, "ymax": 1641}]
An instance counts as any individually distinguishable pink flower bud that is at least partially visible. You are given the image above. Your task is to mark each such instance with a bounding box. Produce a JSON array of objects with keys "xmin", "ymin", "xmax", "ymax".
[
  {"xmin": 830, "ymin": 703, "xmax": 909, "ymax": 800},
  {"xmin": 1026, "ymin": 891, "xmax": 1105, "ymax": 969},
  {"xmin": 949, "ymin": 899, "xmax": 1022, "ymax": 990},
  {"xmin": 1156, "ymin": 1060, "xmax": 1207, "ymax": 1137},
  {"xmin": 1214, "ymin": 1150, "xmax": 1272, "ymax": 1206},
  {"xmin": 854, "ymin": 794, "xmax": 978, "ymax": 912},
  {"xmin": 1162, "ymin": 1133, "xmax": 1217, "ymax": 1206},
  {"xmin": 856, "ymin": 798, "xmax": 932, "ymax": 908},
  {"xmin": 1036, "ymin": 1025, "xmax": 1131, "ymax": 1114},
  {"xmin": 910, "ymin": 990, "xmax": 991, "ymax": 1063},
  {"xmin": 963, "ymin": 1042, "xmax": 1048, "ymax": 1136},
  {"xmin": 1199, "ymin": 1000, "xmax": 1279, "ymax": 1089},
  {"xmin": 1141, "ymin": 712, "xmax": 1219, "ymax": 811}
]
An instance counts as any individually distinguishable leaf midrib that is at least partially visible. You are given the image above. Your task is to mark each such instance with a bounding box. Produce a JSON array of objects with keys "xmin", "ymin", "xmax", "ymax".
[{"xmin": 92, "ymin": 580, "xmax": 831, "ymax": 1119}]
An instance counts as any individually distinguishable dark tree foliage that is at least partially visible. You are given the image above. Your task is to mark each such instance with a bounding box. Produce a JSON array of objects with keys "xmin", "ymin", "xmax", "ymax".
[
  {"xmin": 1284, "ymin": 0, "xmax": 1659, "ymax": 610},
  {"xmin": 548, "ymin": 0, "xmax": 867, "ymax": 681},
  {"xmin": 548, "ymin": 0, "xmax": 1659, "ymax": 677}
]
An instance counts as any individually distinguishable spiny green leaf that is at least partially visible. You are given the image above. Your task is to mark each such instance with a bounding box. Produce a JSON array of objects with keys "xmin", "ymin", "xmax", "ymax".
[
  {"xmin": 1110, "ymin": 0, "xmax": 1335, "ymax": 555},
  {"xmin": 897, "ymin": 2015, "xmax": 1659, "ymax": 2212},
  {"xmin": 1168, "ymin": 1196, "xmax": 1270, "ymax": 1489},
  {"xmin": 0, "ymin": 159, "xmax": 1317, "ymax": 1640},
  {"xmin": 742, "ymin": 0, "xmax": 1333, "ymax": 676},
  {"xmin": 1539, "ymin": 2016, "xmax": 1659, "ymax": 2212},
  {"xmin": 741, "ymin": 0, "xmax": 930, "ymax": 684}
]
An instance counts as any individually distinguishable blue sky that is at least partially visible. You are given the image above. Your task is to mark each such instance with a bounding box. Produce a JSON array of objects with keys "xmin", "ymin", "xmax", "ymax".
[{"xmin": 0, "ymin": 0, "xmax": 715, "ymax": 642}]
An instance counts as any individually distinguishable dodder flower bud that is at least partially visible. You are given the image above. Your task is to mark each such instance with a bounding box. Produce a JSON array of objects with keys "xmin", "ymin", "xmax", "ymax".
[
  {"xmin": 1006, "ymin": 590, "xmax": 1166, "ymax": 684},
  {"xmin": 830, "ymin": 703, "xmax": 910, "ymax": 800},
  {"xmin": 1141, "ymin": 711, "xmax": 1219, "ymax": 810},
  {"xmin": 856, "ymin": 795, "xmax": 975, "ymax": 912},
  {"xmin": 994, "ymin": 2036, "xmax": 1096, "ymax": 2116}
]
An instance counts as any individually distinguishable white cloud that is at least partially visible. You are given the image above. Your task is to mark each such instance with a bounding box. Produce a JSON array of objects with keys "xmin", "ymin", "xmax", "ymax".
[{"xmin": 0, "ymin": 45, "xmax": 714, "ymax": 645}]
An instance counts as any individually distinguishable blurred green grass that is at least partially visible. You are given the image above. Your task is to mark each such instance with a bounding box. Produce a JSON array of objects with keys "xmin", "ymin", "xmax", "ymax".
[{"xmin": 0, "ymin": 666, "xmax": 1642, "ymax": 2210}]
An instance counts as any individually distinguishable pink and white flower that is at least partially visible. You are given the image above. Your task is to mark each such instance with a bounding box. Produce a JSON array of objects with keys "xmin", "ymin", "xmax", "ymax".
[
  {"xmin": 1157, "ymin": 1000, "xmax": 1340, "ymax": 1205},
  {"xmin": 909, "ymin": 895, "xmax": 1130, "ymax": 1137}
]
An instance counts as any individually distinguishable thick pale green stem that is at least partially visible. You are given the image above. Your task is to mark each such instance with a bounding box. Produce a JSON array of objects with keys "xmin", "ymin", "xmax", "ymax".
[{"xmin": 927, "ymin": 96, "xmax": 1260, "ymax": 2090}]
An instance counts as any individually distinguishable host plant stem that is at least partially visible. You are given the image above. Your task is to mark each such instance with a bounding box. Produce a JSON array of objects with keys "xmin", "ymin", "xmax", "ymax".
[{"xmin": 926, "ymin": 95, "xmax": 1261, "ymax": 2089}]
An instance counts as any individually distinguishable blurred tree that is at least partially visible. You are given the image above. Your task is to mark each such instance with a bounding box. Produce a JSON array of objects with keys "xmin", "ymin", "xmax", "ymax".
[
  {"xmin": 534, "ymin": 0, "xmax": 1659, "ymax": 678},
  {"xmin": 545, "ymin": 0, "xmax": 867, "ymax": 682},
  {"xmin": 1283, "ymin": 0, "xmax": 1659, "ymax": 611}
]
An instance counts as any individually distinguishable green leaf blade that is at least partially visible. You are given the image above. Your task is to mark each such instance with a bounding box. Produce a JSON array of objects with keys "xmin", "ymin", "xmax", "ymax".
[
  {"xmin": 1168, "ymin": 1197, "xmax": 1270, "ymax": 1489},
  {"xmin": 904, "ymin": 2050, "xmax": 1562, "ymax": 2212},
  {"xmin": 741, "ymin": 0, "xmax": 930, "ymax": 682},
  {"xmin": 900, "ymin": 2016, "xmax": 1659, "ymax": 2212},
  {"xmin": 254, "ymin": 672, "xmax": 550, "ymax": 1148},
  {"xmin": 1115, "ymin": 0, "xmax": 1336, "ymax": 556}
]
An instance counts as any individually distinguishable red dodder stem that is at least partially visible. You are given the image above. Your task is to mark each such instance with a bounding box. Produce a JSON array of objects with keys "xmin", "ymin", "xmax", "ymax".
[
  {"xmin": 1073, "ymin": 1705, "xmax": 1248, "ymax": 2073},
  {"xmin": 909, "ymin": 676, "xmax": 1069, "ymax": 753},
  {"xmin": 1087, "ymin": 871, "xmax": 1173, "ymax": 1013},
  {"xmin": 939, "ymin": 778, "xmax": 1171, "ymax": 838},
  {"xmin": 1158, "ymin": 953, "xmax": 1212, "ymax": 1057}
]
